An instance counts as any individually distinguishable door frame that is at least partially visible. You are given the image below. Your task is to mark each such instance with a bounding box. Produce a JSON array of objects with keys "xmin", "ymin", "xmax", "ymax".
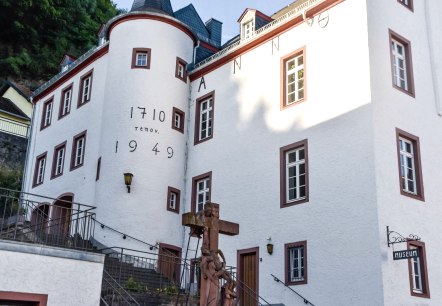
[
  {"xmin": 237, "ymin": 247, "xmax": 259, "ymax": 305},
  {"xmin": 0, "ymin": 291, "xmax": 48, "ymax": 306},
  {"xmin": 158, "ymin": 243, "xmax": 182, "ymax": 284}
]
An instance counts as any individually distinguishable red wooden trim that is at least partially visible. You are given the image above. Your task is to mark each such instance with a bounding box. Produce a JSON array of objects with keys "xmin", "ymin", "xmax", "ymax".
[
  {"xmin": 171, "ymin": 107, "xmax": 185, "ymax": 133},
  {"xmin": 284, "ymin": 240, "xmax": 308, "ymax": 285},
  {"xmin": 70, "ymin": 130, "xmax": 87, "ymax": 171},
  {"xmin": 32, "ymin": 151, "xmax": 47, "ymax": 188},
  {"xmin": 58, "ymin": 83, "xmax": 73, "ymax": 120},
  {"xmin": 280, "ymin": 46, "xmax": 307, "ymax": 110},
  {"xmin": 191, "ymin": 171, "xmax": 212, "ymax": 213},
  {"xmin": 50, "ymin": 141, "xmax": 67, "ymax": 179},
  {"xmin": 237, "ymin": 247, "xmax": 259, "ymax": 304},
  {"xmin": 194, "ymin": 91, "xmax": 215, "ymax": 145},
  {"xmin": 0, "ymin": 291, "xmax": 48, "ymax": 305},
  {"xmin": 131, "ymin": 48, "xmax": 151, "ymax": 69},
  {"xmin": 395, "ymin": 128, "xmax": 424, "ymax": 201},
  {"xmin": 77, "ymin": 69, "xmax": 94, "ymax": 108},
  {"xmin": 166, "ymin": 186, "xmax": 181, "ymax": 214},
  {"xmin": 175, "ymin": 57, "xmax": 187, "ymax": 82},
  {"xmin": 107, "ymin": 14, "xmax": 196, "ymax": 45},
  {"xmin": 280, "ymin": 139, "xmax": 309, "ymax": 208},
  {"xmin": 389, "ymin": 29, "xmax": 415, "ymax": 97},
  {"xmin": 40, "ymin": 96, "xmax": 54, "ymax": 131},
  {"xmin": 407, "ymin": 240, "xmax": 430, "ymax": 298}
]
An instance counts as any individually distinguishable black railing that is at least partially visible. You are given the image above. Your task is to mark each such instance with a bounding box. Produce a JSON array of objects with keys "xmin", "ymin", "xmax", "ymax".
[
  {"xmin": 271, "ymin": 274, "xmax": 315, "ymax": 306},
  {"xmin": 101, "ymin": 270, "xmax": 142, "ymax": 306},
  {"xmin": 0, "ymin": 188, "xmax": 96, "ymax": 250}
]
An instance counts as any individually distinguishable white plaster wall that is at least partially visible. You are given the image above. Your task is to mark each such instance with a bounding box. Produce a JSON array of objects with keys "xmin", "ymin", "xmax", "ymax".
[
  {"xmin": 93, "ymin": 17, "xmax": 194, "ymax": 250},
  {"xmin": 187, "ymin": 0, "xmax": 383, "ymax": 305},
  {"xmin": 367, "ymin": 0, "xmax": 442, "ymax": 304},
  {"xmin": 0, "ymin": 242, "xmax": 104, "ymax": 306},
  {"xmin": 23, "ymin": 55, "xmax": 108, "ymax": 207}
]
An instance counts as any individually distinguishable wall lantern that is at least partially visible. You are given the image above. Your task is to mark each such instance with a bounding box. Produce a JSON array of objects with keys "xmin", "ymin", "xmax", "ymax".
[
  {"xmin": 123, "ymin": 173, "xmax": 134, "ymax": 193},
  {"xmin": 266, "ymin": 237, "xmax": 273, "ymax": 255}
]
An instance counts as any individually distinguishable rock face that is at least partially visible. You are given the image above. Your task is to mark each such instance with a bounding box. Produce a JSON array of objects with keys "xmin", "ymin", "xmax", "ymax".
[{"xmin": 0, "ymin": 132, "xmax": 28, "ymax": 188}]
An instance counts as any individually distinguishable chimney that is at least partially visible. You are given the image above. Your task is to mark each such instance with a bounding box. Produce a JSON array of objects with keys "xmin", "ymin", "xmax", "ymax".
[{"xmin": 205, "ymin": 19, "xmax": 223, "ymax": 47}]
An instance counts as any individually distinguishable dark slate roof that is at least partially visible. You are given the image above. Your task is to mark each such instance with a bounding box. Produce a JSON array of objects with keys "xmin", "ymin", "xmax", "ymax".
[
  {"xmin": 131, "ymin": 0, "xmax": 174, "ymax": 16},
  {"xmin": 195, "ymin": 45, "xmax": 217, "ymax": 64},
  {"xmin": 0, "ymin": 97, "xmax": 30, "ymax": 120},
  {"xmin": 174, "ymin": 4, "xmax": 210, "ymax": 40}
]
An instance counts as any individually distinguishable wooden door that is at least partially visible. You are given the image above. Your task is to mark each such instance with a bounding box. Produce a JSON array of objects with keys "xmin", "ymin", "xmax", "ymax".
[
  {"xmin": 158, "ymin": 243, "xmax": 182, "ymax": 284},
  {"xmin": 238, "ymin": 247, "xmax": 259, "ymax": 306}
]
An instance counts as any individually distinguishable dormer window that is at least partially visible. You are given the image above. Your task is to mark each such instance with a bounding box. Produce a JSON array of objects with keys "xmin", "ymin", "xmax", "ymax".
[{"xmin": 242, "ymin": 20, "xmax": 254, "ymax": 39}]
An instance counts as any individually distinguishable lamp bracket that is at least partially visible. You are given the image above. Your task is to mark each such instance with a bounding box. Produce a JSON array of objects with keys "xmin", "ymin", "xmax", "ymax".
[{"xmin": 386, "ymin": 226, "xmax": 421, "ymax": 247}]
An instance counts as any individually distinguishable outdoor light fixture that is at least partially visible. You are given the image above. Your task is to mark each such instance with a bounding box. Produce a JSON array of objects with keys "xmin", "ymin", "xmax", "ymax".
[
  {"xmin": 266, "ymin": 237, "xmax": 273, "ymax": 255},
  {"xmin": 123, "ymin": 173, "xmax": 134, "ymax": 193}
]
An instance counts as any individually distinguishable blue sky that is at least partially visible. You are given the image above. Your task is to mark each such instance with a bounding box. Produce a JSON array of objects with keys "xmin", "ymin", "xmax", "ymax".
[{"xmin": 113, "ymin": 0, "xmax": 293, "ymax": 42}]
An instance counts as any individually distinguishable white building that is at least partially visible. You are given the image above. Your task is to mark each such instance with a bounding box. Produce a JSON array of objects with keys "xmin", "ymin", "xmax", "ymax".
[{"xmin": 16, "ymin": 0, "xmax": 442, "ymax": 305}]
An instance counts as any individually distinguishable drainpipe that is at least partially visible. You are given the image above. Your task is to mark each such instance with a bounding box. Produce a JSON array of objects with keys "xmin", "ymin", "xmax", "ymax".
[
  {"xmin": 424, "ymin": 0, "xmax": 442, "ymax": 116},
  {"xmin": 21, "ymin": 96, "xmax": 36, "ymax": 196}
]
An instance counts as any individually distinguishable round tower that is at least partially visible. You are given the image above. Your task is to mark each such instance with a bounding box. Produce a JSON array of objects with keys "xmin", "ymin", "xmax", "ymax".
[{"xmin": 94, "ymin": 1, "xmax": 195, "ymax": 250}]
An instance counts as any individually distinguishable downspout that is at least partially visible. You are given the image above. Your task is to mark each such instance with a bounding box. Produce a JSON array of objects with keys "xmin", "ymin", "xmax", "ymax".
[
  {"xmin": 21, "ymin": 96, "xmax": 36, "ymax": 195},
  {"xmin": 424, "ymin": 0, "xmax": 442, "ymax": 116}
]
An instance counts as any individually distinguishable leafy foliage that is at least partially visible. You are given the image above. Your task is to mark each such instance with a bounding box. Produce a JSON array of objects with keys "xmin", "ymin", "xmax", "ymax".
[{"xmin": 0, "ymin": 0, "xmax": 123, "ymax": 82}]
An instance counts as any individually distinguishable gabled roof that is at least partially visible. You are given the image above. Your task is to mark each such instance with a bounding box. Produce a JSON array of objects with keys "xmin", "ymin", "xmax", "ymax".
[
  {"xmin": 237, "ymin": 8, "xmax": 273, "ymax": 23},
  {"xmin": 0, "ymin": 80, "xmax": 31, "ymax": 101},
  {"xmin": 131, "ymin": 0, "xmax": 174, "ymax": 16},
  {"xmin": 0, "ymin": 97, "xmax": 30, "ymax": 120},
  {"xmin": 174, "ymin": 4, "xmax": 210, "ymax": 40},
  {"xmin": 59, "ymin": 54, "xmax": 77, "ymax": 67}
]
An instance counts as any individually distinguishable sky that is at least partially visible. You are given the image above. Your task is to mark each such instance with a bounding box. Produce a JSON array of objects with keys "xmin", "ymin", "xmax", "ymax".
[{"xmin": 113, "ymin": 0, "xmax": 294, "ymax": 43}]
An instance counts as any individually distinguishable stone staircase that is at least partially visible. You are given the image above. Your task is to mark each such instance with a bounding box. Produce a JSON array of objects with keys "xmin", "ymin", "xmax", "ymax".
[{"xmin": 101, "ymin": 255, "xmax": 199, "ymax": 306}]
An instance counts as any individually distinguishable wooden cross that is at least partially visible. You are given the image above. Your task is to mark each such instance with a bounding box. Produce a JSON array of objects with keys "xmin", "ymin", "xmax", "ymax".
[{"xmin": 182, "ymin": 202, "xmax": 239, "ymax": 306}]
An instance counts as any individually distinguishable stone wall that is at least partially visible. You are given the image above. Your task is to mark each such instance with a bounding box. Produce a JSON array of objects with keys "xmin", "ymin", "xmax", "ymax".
[{"xmin": 0, "ymin": 132, "xmax": 27, "ymax": 172}]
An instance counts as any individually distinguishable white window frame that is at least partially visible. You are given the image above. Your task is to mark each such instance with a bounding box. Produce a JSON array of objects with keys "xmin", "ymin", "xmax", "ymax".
[
  {"xmin": 399, "ymin": 137, "xmax": 417, "ymax": 194},
  {"xmin": 174, "ymin": 113, "xmax": 181, "ymax": 129},
  {"xmin": 82, "ymin": 75, "xmax": 92, "ymax": 103},
  {"xmin": 242, "ymin": 19, "xmax": 254, "ymax": 40},
  {"xmin": 286, "ymin": 147, "xmax": 306, "ymax": 202},
  {"xmin": 177, "ymin": 62, "xmax": 185, "ymax": 78},
  {"xmin": 136, "ymin": 52, "xmax": 148, "ymax": 67},
  {"xmin": 289, "ymin": 245, "xmax": 305, "ymax": 283},
  {"xmin": 54, "ymin": 147, "xmax": 65, "ymax": 176},
  {"xmin": 410, "ymin": 245, "xmax": 423, "ymax": 293},
  {"xmin": 199, "ymin": 98, "xmax": 213, "ymax": 141},
  {"xmin": 285, "ymin": 53, "xmax": 304, "ymax": 105},
  {"xmin": 169, "ymin": 192, "xmax": 177, "ymax": 210},
  {"xmin": 44, "ymin": 101, "xmax": 52, "ymax": 126},
  {"xmin": 74, "ymin": 137, "xmax": 85, "ymax": 167},
  {"xmin": 392, "ymin": 39, "xmax": 408, "ymax": 91},
  {"xmin": 196, "ymin": 178, "xmax": 210, "ymax": 212},
  {"xmin": 61, "ymin": 88, "xmax": 72, "ymax": 116},
  {"xmin": 36, "ymin": 157, "xmax": 46, "ymax": 185}
]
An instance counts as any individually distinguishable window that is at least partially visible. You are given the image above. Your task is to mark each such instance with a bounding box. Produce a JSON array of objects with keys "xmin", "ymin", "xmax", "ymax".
[
  {"xmin": 285, "ymin": 241, "xmax": 307, "ymax": 285},
  {"xmin": 281, "ymin": 48, "xmax": 306, "ymax": 109},
  {"xmin": 389, "ymin": 30, "xmax": 414, "ymax": 96},
  {"xmin": 167, "ymin": 186, "xmax": 181, "ymax": 213},
  {"xmin": 33, "ymin": 152, "xmax": 47, "ymax": 187},
  {"xmin": 40, "ymin": 98, "xmax": 53, "ymax": 130},
  {"xmin": 59, "ymin": 84, "xmax": 73, "ymax": 119},
  {"xmin": 131, "ymin": 48, "xmax": 151, "ymax": 69},
  {"xmin": 407, "ymin": 241, "xmax": 430, "ymax": 298},
  {"xmin": 172, "ymin": 107, "xmax": 185, "ymax": 133},
  {"xmin": 280, "ymin": 139, "xmax": 309, "ymax": 208},
  {"xmin": 194, "ymin": 92, "xmax": 215, "ymax": 145},
  {"xmin": 396, "ymin": 128, "xmax": 424, "ymax": 201},
  {"xmin": 51, "ymin": 141, "xmax": 67, "ymax": 179},
  {"xmin": 242, "ymin": 19, "xmax": 254, "ymax": 39},
  {"xmin": 398, "ymin": 0, "xmax": 413, "ymax": 11},
  {"xmin": 191, "ymin": 172, "xmax": 212, "ymax": 212},
  {"xmin": 78, "ymin": 70, "xmax": 93, "ymax": 107},
  {"xmin": 175, "ymin": 57, "xmax": 187, "ymax": 82},
  {"xmin": 71, "ymin": 130, "xmax": 87, "ymax": 170}
]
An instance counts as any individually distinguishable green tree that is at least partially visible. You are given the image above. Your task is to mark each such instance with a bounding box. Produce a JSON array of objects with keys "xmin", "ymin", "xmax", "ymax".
[{"xmin": 0, "ymin": 0, "xmax": 122, "ymax": 82}]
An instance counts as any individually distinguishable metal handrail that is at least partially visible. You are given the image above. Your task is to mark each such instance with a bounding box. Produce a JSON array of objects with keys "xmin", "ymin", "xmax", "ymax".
[
  {"xmin": 271, "ymin": 274, "xmax": 315, "ymax": 306},
  {"xmin": 233, "ymin": 274, "xmax": 271, "ymax": 306},
  {"xmin": 101, "ymin": 270, "xmax": 141, "ymax": 306}
]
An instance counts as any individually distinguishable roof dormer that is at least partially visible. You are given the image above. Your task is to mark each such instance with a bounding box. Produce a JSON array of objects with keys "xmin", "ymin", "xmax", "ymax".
[{"xmin": 238, "ymin": 8, "xmax": 272, "ymax": 40}]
